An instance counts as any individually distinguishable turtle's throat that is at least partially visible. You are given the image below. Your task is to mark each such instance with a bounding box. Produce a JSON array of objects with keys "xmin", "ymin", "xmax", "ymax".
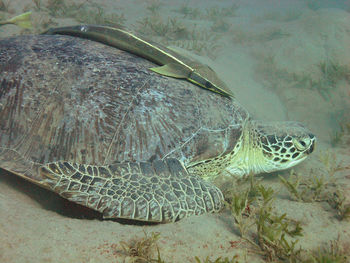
[{"xmin": 225, "ymin": 121, "xmax": 266, "ymax": 177}]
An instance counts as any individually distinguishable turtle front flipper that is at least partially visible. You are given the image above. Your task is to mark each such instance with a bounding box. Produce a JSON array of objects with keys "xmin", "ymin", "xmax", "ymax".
[{"xmin": 38, "ymin": 158, "xmax": 224, "ymax": 223}]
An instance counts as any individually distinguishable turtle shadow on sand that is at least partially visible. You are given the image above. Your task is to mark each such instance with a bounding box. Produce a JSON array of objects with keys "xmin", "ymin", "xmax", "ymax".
[
  {"xmin": 1, "ymin": 168, "xmax": 102, "ymax": 220},
  {"xmin": 1, "ymin": 168, "xmax": 158, "ymax": 225}
]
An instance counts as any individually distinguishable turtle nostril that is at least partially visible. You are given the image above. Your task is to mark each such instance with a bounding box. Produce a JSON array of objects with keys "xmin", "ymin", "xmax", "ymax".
[
  {"xmin": 307, "ymin": 140, "xmax": 315, "ymax": 154},
  {"xmin": 309, "ymin": 133, "xmax": 315, "ymax": 140}
]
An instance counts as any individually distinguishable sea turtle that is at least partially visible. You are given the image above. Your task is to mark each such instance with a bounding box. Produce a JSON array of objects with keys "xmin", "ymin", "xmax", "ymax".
[{"xmin": 0, "ymin": 33, "xmax": 315, "ymax": 223}]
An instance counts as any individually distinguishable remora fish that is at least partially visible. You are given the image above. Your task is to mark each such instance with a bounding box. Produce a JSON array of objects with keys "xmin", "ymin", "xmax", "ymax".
[
  {"xmin": 43, "ymin": 25, "xmax": 233, "ymax": 97},
  {"xmin": 0, "ymin": 11, "xmax": 32, "ymax": 29}
]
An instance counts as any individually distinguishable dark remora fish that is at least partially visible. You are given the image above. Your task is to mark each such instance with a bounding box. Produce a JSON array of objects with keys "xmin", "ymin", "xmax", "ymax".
[{"xmin": 43, "ymin": 24, "xmax": 233, "ymax": 97}]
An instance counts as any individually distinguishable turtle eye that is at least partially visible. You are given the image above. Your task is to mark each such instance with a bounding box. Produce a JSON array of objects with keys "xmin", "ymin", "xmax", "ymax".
[{"xmin": 293, "ymin": 137, "xmax": 311, "ymax": 151}]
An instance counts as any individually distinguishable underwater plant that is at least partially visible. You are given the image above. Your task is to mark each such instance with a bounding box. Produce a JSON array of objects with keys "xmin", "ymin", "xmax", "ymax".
[
  {"xmin": 280, "ymin": 151, "xmax": 350, "ymax": 222},
  {"xmin": 194, "ymin": 256, "xmax": 239, "ymax": 263},
  {"xmin": 120, "ymin": 231, "xmax": 163, "ymax": 263},
  {"xmin": 226, "ymin": 175, "xmax": 349, "ymax": 261},
  {"xmin": 225, "ymin": 176, "xmax": 303, "ymax": 262},
  {"xmin": 318, "ymin": 150, "xmax": 349, "ymax": 177},
  {"xmin": 171, "ymin": 38, "xmax": 221, "ymax": 59},
  {"xmin": 30, "ymin": 0, "xmax": 125, "ymax": 27},
  {"xmin": 45, "ymin": 0, "xmax": 76, "ymax": 17},
  {"xmin": 119, "ymin": 231, "xmax": 242, "ymax": 263},
  {"xmin": 28, "ymin": 0, "xmax": 80, "ymax": 18},
  {"xmin": 278, "ymin": 170, "xmax": 329, "ymax": 203},
  {"xmin": 253, "ymin": 48, "xmax": 350, "ymax": 103},
  {"xmin": 306, "ymin": 237, "xmax": 348, "ymax": 263},
  {"xmin": 46, "ymin": 0, "xmax": 63, "ymax": 12},
  {"xmin": 255, "ymin": 10, "xmax": 302, "ymax": 23},
  {"xmin": 31, "ymin": 0, "xmax": 43, "ymax": 11},
  {"xmin": 137, "ymin": 16, "xmax": 188, "ymax": 39},
  {"xmin": 225, "ymin": 174, "xmax": 262, "ymax": 238},
  {"xmin": 146, "ymin": 0, "xmax": 162, "ymax": 15},
  {"xmin": 330, "ymin": 120, "xmax": 350, "ymax": 147},
  {"xmin": 174, "ymin": 3, "xmax": 201, "ymax": 19},
  {"xmin": 305, "ymin": 0, "xmax": 321, "ymax": 11},
  {"xmin": 0, "ymin": 0, "xmax": 10, "ymax": 12},
  {"xmin": 287, "ymin": 59, "xmax": 350, "ymax": 101},
  {"xmin": 227, "ymin": 189, "xmax": 254, "ymax": 237},
  {"xmin": 136, "ymin": 15, "xmax": 222, "ymax": 58},
  {"xmin": 327, "ymin": 189, "xmax": 350, "ymax": 221},
  {"xmin": 211, "ymin": 18, "xmax": 230, "ymax": 33},
  {"xmin": 177, "ymin": 27, "xmax": 222, "ymax": 57},
  {"xmin": 319, "ymin": 60, "xmax": 350, "ymax": 87},
  {"xmin": 74, "ymin": 5, "xmax": 125, "ymax": 27},
  {"xmin": 254, "ymin": 185, "xmax": 303, "ymax": 262},
  {"xmin": 330, "ymin": 128, "xmax": 345, "ymax": 147},
  {"xmin": 204, "ymin": 4, "xmax": 239, "ymax": 21},
  {"xmin": 175, "ymin": 3, "xmax": 238, "ymax": 21},
  {"xmin": 313, "ymin": 59, "xmax": 350, "ymax": 100}
]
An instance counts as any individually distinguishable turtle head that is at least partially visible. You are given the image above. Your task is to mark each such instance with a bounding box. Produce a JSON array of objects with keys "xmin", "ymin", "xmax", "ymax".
[
  {"xmin": 248, "ymin": 120, "xmax": 316, "ymax": 174},
  {"xmin": 188, "ymin": 120, "xmax": 315, "ymax": 180}
]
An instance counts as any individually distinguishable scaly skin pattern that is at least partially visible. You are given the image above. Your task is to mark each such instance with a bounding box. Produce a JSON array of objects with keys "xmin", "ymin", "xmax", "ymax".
[
  {"xmin": 0, "ymin": 35, "xmax": 247, "ymax": 222},
  {"xmin": 39, "ymin": 158, "xmax": 223, "ymax": 222}
]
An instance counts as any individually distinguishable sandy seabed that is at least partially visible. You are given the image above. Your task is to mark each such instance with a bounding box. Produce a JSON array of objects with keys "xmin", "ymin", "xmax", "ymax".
[{"xmin": 1, "ymin": 0, "xmax": 350, "ymax": 262}]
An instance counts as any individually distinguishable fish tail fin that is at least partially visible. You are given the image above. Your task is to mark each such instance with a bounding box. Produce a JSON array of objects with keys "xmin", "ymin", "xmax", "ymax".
[{"xmin": 5, "ymin": 11, "xmax": 32, "ymax": 29}]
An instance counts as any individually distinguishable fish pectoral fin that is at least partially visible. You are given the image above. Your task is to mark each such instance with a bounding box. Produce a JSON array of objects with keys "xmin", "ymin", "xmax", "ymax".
[{"xmin": 150, "ymin": 63, "xmax": 190, "ymax": 79}]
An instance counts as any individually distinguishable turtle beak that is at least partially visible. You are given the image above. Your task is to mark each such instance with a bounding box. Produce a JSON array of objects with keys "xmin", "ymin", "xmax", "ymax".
[{"xmin": 306, "ymin": 134, "xmax": 316, "ymax": 154}]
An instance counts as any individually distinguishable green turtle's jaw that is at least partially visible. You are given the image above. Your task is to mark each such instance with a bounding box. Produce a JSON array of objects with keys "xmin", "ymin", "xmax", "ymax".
[
  {"xmin": 226, "ymin": 121, "xmax": 316, "ymax": 177},
  {"xmin": 252, "ymin": 120, "xmax": 316, "ymax": 174}
]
